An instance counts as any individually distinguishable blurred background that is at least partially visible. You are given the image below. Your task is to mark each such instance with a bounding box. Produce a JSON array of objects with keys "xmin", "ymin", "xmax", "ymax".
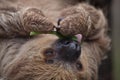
[{"xmin": 111, "ymin": 0, "xmax": 120, "ymax": 80}]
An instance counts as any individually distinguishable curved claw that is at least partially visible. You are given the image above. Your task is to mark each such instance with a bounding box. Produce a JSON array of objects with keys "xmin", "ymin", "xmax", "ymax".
[{"xmin": 57, "ymin": 18, "xmax": 64, "ymax": 26}]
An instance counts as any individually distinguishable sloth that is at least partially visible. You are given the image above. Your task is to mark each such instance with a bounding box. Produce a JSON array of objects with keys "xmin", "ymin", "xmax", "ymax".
[{"xmin": 0, "ymin": 0, "xmax": 110, "ymax": 80}]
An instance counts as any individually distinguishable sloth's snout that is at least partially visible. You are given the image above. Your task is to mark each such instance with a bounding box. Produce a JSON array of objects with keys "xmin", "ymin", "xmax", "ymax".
[{"xmin": 56, "ymin": 39, "xmax": 81, "ymax": 62}]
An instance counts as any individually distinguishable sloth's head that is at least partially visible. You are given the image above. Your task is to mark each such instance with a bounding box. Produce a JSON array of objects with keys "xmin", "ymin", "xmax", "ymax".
[{"xmin": 6, "ymin": 34, "xmax": 98, "ymax": 80}]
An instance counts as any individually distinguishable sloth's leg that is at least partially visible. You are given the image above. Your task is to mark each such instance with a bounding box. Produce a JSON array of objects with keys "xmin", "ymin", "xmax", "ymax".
[
  {"xmin": 0, "ymin": 7, "xmax": 54, "ymax": 38},
  {"xmin": 58, "ymin": 3, "xmax": 111, "ymax": 61}
]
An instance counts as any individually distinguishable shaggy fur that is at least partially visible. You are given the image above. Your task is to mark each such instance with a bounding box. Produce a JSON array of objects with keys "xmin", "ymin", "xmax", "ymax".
[{"xmin": 0, "ymin": 0, "xmax": 110, "ymax": 80}]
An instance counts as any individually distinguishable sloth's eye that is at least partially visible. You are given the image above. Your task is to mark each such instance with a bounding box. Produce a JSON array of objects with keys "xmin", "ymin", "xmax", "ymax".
[
  {"xmin": 76, "ymin": 62, "xmax": 83, "ymax": 71},
  {"xmin": 44, "ymin": 48, "xmax": 56, "ymax": 59},
  {"xmin": 44, "ymin": 48, "xmax": 54, "ymax": 56}
]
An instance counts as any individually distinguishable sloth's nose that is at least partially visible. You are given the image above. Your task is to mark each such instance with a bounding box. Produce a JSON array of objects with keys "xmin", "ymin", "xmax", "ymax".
[{"xmin": 56, "ymin": 39, "xmax": 81, "ymax": 62}]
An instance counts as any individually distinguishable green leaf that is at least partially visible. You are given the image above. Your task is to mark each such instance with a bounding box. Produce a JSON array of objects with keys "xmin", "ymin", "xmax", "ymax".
[
  {"xmin": 71, "ymin": 36, "xmax": 77, "ymax": 41},
  {"xmin": 30, "ymin": 31, "xmax": 78, "ymax": 41},
  {"xmin": 30, "ymin": 32, "xmax": 40, "ymax": 36}
]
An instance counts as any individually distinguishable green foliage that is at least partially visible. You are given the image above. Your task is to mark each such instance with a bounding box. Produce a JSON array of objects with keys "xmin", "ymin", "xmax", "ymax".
[{"xmin": 30, "ymin": 31, "xmax": 77, "ymax": 41}]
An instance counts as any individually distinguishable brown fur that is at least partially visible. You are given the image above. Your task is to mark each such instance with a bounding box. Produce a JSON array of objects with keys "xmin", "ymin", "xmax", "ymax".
[{"xmin": 0, "ymin": 0, "xmax": 110, "ymax": 80}]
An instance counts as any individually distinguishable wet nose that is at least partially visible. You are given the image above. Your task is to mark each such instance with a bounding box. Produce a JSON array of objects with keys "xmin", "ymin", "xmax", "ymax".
[{"xmin": 56, "ymin": 39, "xmax": 81, "ymax": 62}]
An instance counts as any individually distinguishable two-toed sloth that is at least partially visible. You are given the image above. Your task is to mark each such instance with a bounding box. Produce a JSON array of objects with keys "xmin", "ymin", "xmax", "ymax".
[{"xmin": 0, "ymin": 0, "xmax": 110, "ymax": 80}]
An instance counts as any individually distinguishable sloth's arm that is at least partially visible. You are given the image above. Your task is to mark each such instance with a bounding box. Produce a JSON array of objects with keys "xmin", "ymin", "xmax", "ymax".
[
  {"xmin": 59, "ymin": 3, "xmax": 106, "ymax": 39},
  {"xmin": 0, "ymin": 7, "xmax": 54, "ymax": 38},
  {"xmin": 58, "ymin": 3, "xmax": 111, "ymax": 61}
]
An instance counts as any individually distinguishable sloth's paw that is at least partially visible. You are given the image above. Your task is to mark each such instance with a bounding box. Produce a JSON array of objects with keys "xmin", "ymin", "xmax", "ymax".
[
  {"xmin": 57, "ymin": 7, "xmax": 91, "ymax": 39},
  {"xmin": 22, "ymin": 8, "xmax": 54, "ymax": 33}
]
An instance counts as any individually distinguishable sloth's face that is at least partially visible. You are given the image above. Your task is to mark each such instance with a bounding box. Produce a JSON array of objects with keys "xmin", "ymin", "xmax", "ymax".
[{"xmin": 7, "ymin": 34, "xmax": 95, "ymax": 80}]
